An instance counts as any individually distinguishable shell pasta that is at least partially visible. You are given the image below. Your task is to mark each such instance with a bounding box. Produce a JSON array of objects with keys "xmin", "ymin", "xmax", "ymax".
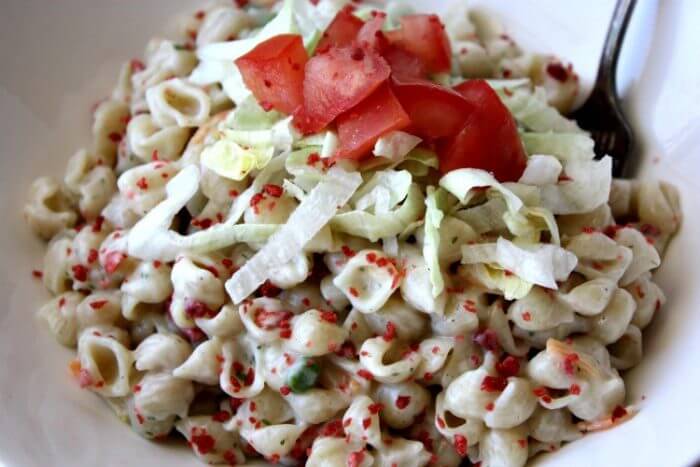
[{"xmin": 26, "ymin": 1, "xmax": 681, "ymax": 466}]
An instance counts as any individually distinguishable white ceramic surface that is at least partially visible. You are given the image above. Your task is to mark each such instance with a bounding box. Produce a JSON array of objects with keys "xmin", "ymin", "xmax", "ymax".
[{"xmin": 1, "ymin": 1, "xmax": 699, "ymax": 466}]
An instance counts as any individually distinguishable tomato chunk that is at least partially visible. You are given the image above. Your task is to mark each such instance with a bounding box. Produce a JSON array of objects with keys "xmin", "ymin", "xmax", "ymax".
[
  {"xmin": 391, "ymin": 77, "xmax": 472, "ymax": 139},
  {"xmin": 316, "ymin": 6, "xmax": 364, "ymax": 53},
  {"xmin": 382, "ymin": 45, "xmax": 427, "ymax": 80},
  {"xmin": 356, "ymin": 12, "xmax": 388, "ymax": 52},
  {"xmin": 294, "ymin": 46, "xmax": 391, "ymax": 134},
  {"xmin": 440, "ymin": 80, "xmax": 527, "ymax": 181},
  {"xmin": 387, "ymin": 14, "xmax": 451, "ymax": 74},
  {"xmin": 335, "ymin": 83, "xmax": 410, "ymax": 160},
  {"xmin": 235, "ymin": 34, "xmax": 307, "ymax": 115}
]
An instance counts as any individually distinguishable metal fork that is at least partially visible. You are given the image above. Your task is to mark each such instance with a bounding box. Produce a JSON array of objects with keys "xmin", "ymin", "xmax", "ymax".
[{"xmin": 570, "ymin": 0, "xmax": 637, "ymax": 178}]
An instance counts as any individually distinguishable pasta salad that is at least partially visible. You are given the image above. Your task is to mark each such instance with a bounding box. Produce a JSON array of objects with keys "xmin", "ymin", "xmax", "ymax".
[{"xmin": 24, "ymin": 1, "xmax": 682, "ymax": 466}]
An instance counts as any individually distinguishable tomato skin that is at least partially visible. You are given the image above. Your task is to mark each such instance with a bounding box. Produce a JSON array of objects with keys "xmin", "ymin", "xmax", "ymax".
[
  {"xmin": 335, "ymin": 83, "xmax": 410, "ymax": 160},
  {"xmin": 356, "ymin": 12, "xmax": 388, "ymax": 52},
  {"xmin": 235, "ymin": 34, "xmax": 307, "ymax": 115},
  {"xmin": 382, "ymin": 45, "xmax": 427, "ymax": 79},
  {"xmin": 391, "ymin": 77, "xmax": 473, "ymax": 139},
  {"xmin": 315, "ymin": 6, "xmax": 364, "ymax": 53},
  {"xmin": 387, "ymin": 14, "xmax": 452, "ymax": 74},
  {"xmin": 294, "ymin": 46, "xmax": 391, "ymax": 135},
  {"xmin": 440, "ymin": 79, "xmax": 527, "ymax": 181}
]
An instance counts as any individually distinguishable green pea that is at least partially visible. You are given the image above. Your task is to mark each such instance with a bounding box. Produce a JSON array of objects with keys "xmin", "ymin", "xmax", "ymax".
[{"xmin": 287, "ymin": 358, "xmax": 320, "ymax": 393}]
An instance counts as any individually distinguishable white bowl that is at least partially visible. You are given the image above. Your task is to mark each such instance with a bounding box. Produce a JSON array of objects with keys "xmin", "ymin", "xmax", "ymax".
[{"xmin": 1, "ymin": 1, "xmax": 699, "ymax": 466}]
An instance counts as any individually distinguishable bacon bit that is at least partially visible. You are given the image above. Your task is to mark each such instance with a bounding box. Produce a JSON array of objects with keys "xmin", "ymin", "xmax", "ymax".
[
  {"xmin": 366, "ymin": 252, "xmax": 377, "ymax": 263},
  {"xmin": 463, "ymin": 299, "xmax": 477, "ymax": 313},
  {"xmin": 307, "ymin": 152, "xmax": 321, "ymax": 165},
  {"xmin": 212, "ymin": 411, "xmax": 232, "ymax": 422},
  {"xmin": 341, "ymin": 245, "xmax": 356, "ymax": 257},
  {"xmin": 136, "ymin": 177, "xmax": 149, "ymax": 190},
  {"xmin": 582, "ymin": 226, "xmax": 597, "ymax": 234},
  {"xmin": 503, "ymin": 87, "xmax": 514, "ymax": 97},
  {"xmin": 78, "ymin": 369, "xmax": 94, "ymax": 388},
  {"xmin": 108, "ymin": 132, "xmax": 123, "ymax": 143},
  {"xmin": 86, "ymin": 248, "xmax": 98, "ymax": 264},
  {"xmin": 249, "ymin": 192, "xmax": 265, "ymax": 213},
  {"xmin": 436, "ymin": 417, "xmax": 446, "ymax": 429},
  {"xmin": 423, "ymin": 372, "xmax": 433, "ymax": 381},
  {"xmin": 348, "ymin": 450, "xmax": 366, "ymax": 467},
  {"xmin": 592, "ymin": 261, "xmax": 604, "ymax": 271},
  {"xmin": 376, "ymin": 257, "xmax": 389, "ymax": 268},
  {"xmin": 546, "ymin": 62, "xmax": 569, "ymax": 82},
  {"xmin": 135, "ymin": 411, "xmax": 144, "ymax": 425},
  {"xmin": 32, "ymin": 269, "xmax": 43, "ymax": 279},
  {"xmin": 431, "ymin": 346, "xmax": 440, "ymax": 355},
  {"xmin": 518, "ymin": 439, "xmax": 528, "ymax": 448},
  {"xmin": 130, "ymin": 59, "xmax": 145, "ymax": 72},
  {"xmin": 470, "ymin": 354, "xmax": 481, "ymax": 367},
  {"xmin": 279, "ymin": 328, "xmax": 292, "ymax": 339},
  {"xmin": 473, "ymin": 328, "xmax": 500, "ymax": 352},
  {"xmin": 357, "ymin": 369, "xmax": 374, "ymax": 381},
  {"xmin": 280, "ymin": 385, "xmax": 291, "ymax": 396},
  {"xmin": 496, "ymin": 355, "xmax": 520, "ymax": 377},
  {"xmin": 578, "ymin": 405, "xmax": 637, "ymax": 433},
  {"xmin": 301, "ymin": 297, "xmax": 311, "ymax": 307},
  {"xmin": 221, "ymin": 258, "xmax": 234, "ymax": 269},
  {"xmin": 72, "ymin": 264, "xmax": 89, "ymax": 282},
  {"xmin": 563, "ymin": 353, "xmax": 580, "ymax": 376},
  {"xmin": 185, "ymin": 300, "xmax": 217, "ymax": 319},
  {"xmin": 570, "ymin": 383, "xmax": 581, "ymax": 395},
  {"xmin": 190, "ymin": 428, "xmax": 216, "ymax": 455},
  {"xmin": 485, "ymin": 402, "xmax": 495, "ymax": 411},
  {"xmin": 59, "ymin": 297, "xmax": 66, "ymax": 308},
  {"xmin": 336, "ymin": 341, "xmax": 357, "ymax": 359},
  {"xmin": 319, "ymin": 310, "xmax": 338, "ymax": 323},
  {"xmin": 558, "ymin": 173, "xmax": 573, "ymax": 182},
  {"xmin": 258, "ymin": 280, "xmax": 281, "ymax": 298},
  {"xmin": 383, "ymin": 321, "xmax": 396, "ymax": 341},
  {"xmin": 344, "ymin": 417, "xmax": 352, "ymax": 427},
  {"xmin": 655, "ymin": 299, "xmax": 662, "ymax": 312},
  {"xmin": 395, "ymin": 395, "xmax": 411, "ymax": 409},
  {"xmin": 104, "ymin": 251, "xmax": 126, "ymax": 274},
  {"xmin": 229, "ymin": 398, "xmax": 244, "ymax": 413},
  {"xmin": 611, "ymin": 405, "xmax": 628, "ymax": 422},
  {"xmin": 263, "ymin": 183, "xmax": 284, "ymax": 198},
  {"xmin": 222, "ymin": 450, "xmax": 239, "ymax": 465},
  {"xmin": 521, "ymin": 311, "xmax": 532, "ymax": 322},
  {"xmin": 68, "ymin": 359, "xmax": 81, "ymax": 378},
  {"xmin": 362, "ymin": 417, "xmax": 372, "ymax": 429},
  {"xmin": 349, "ymin": 287, "xmax": 360, "ymax": 298},
  {"xmin": 481, "ymin": 375, "xmax": 508, "ymax": 392},
  {"xmin": 368, "ymin": 403, "xmax": 383, "ymax": 414},
  {"xmin": 533, "ymin": 386, "xmax": 553, "ymax": 403},
  {"xmin": 151, "ymin": 260, "xmax": 162, "ymax": 269},
  {"xmin": 454, "ymin": 434, "xmax": 468, "ymax": 457},
  {"xmin": 502, "ymin": 68, "xmax": 512, "ymax": 78},
  {"xmin": 89, "ymin": 300, "xmax": 108, "ymax": 310}
]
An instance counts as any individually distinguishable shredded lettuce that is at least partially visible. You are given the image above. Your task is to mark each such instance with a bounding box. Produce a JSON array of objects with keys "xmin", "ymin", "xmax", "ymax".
[
  {"xmin": 201, "ymin": 139, "xmax": 274, "ymax": 181},
  {"xmin": 127, "ymin": 165, "xmax": 279, "ymax": 261},
  {"xmin": 461, "ymin": 238, "xmax": 577, "ymax": 289},
  {"xmin": 500, "ymin": 87, "xmax": 583, "ymax": 133},
  {"xmin": 373, "ymin": 131, "xmax": 422, "ymax": 161},
  {"xmin": 454, "ymin": 198, "xmax": 508, "ymax": 234},
  {"xmin": 221, "ymin": 117, "xmax": 298, "ymax": 150},
  {"xmin": 460, "ymin": 263, "xmax": 534, "ymax": 300},
  {"xmin": 520, "ymin": 132, "xmax": 595, "ymax": 162},
  {"xmin": 424, "ymin": 187, "xmax": 447, "ymax": 297},
  {"xmin": 352, "ymin": 170, "xmax": 412, "ymax": 213},
  {"xmin": 504, "ymin": 206, "xmax": 561, "ymax": 245},
  {"xmin": 226, "ymin": 166, "xmax": 362, "ymax": 304},
  {"xmin": 321, "ymin": 131, "xmax": 339, "ymax": 158},
  {"xmin": 227, "ymin": 96, "xmax": 284, "ymax": 131},
  {"xmin": 540, "ymin": 156, "xmax": 613, "ymax": 215},
  {"xmin": 439, "ymin": 168, "xmax": 523, "ymax": 213},
  {"xmin": 331, "ymin": 183, "xmax": 425, "ymax": 241},
  {"xmin": 518, "ymin": 155, "xmax": 562, "ymax": 186}
]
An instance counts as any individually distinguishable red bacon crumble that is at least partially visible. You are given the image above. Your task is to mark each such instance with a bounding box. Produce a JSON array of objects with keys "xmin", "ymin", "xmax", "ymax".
[
  {"xmin": 454, "ymin": 434, "xmax": 468, "ymax": 457},
  {"xmin": 481, "ymin": 375, "xmax": 508, "ymax": 392},
  {"xmin": 383, "ymin": 321, "xmax": 396, "ymax": 341},
  {"xmin": 395, "ymin": 395, "xmax": 411, "ymax": 409},
  {"xmin": 89, "ymin": 300, "xmax": 108, "ymax": 310}
]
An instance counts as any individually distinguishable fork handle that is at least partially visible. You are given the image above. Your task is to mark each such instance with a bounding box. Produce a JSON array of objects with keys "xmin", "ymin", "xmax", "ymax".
[{"xmin": 594, "ymin": 0, "xmax": 637, "ymax": 95}]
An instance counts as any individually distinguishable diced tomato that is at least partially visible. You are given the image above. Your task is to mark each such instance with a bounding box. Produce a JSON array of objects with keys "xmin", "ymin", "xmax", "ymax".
[
  {"xmin": 335, "ymin": 83, "xmax": 410, "ymax": 160},
  {"xmin": 356, "ymin": 12, "xmax": 388, "ymax": 52},
  {"xmin": 440, "ymin": 79, "xmax": 527, "ymax": 181},
  {"xmin": 386, "ymin": 14, "xmax": 451, "ymax": 74},
  {"xmin": 294, "ymin": 46, "xmax": 391, "ymax": 134},
  {"xmin": 315, "ymin": 6, "xmax": 364, "ymax": 53},
  {"xmin": 235, "ymin": 34, "xmax": 307, "ymax": 115},
  {"xmin": 382, "ymin": 45, "xmax": 427, "ymax": 80},
  {"xmin": 391, "ymin": 77, "xmax": 473, "ymax": 139}
]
